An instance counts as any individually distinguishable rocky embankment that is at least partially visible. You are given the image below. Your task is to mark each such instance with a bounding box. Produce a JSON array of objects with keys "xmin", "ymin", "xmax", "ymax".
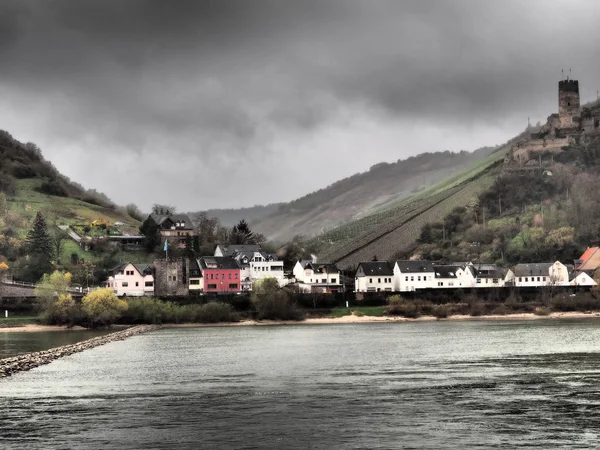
[{"xmin": 0, "ymin": 324, "xmax": 161, "ymax": 378}]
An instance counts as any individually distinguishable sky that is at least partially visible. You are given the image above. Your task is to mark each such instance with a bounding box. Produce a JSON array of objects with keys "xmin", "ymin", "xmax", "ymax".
[{"xmin": 1, "ymin": 0, "xmax": 600, "ymax": 212}]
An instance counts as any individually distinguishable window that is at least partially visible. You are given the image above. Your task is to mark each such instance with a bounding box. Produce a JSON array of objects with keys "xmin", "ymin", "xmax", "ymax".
[
  {"xmin": 369, "ymin": 278, "xmax": 373, "ymax": 283},
  {"xmin": 438, "ymin": 282, "xmax": 444, "ymax": 287},
  {"xmin": 210, "ymin": 274, "xmax": 214, "ymax": 280},
  {"xmin": 410, "ymin": 276, "xmax": 414, "ymax": 281},
  {"xmin": 476, "ymin": 279, "xmax": 481, "ymax": 284},
  {"xmin": 519, "ymin": 277, "xmax": 522, "ymax": 282},
  {"xmin": 405, "ymin": 276, "xmax": 408, "ymax": 281},
  {"xmin": 235, "ymin": 273, "xmax": 238, "ymax": 279},
  {"xmin": 135, "ymin": 282, "xmax": 139, "ymax": 287},
  {"xmin": 492, "ymin": 279, "xmax": 498, "ymax": 284},
  {"xmin": 378, "ymin": 278, "xmax": 381, "ymax": 283},
  {"xmin": 229, "ymin": 273, "xmax": 232, "ymax": 279},
  {"xmin": 229, "ymin": 283, "xmax": 238, "ymax": 289},
  {"xmin": 122, "ymin": 282, "xmax": 129, "ymax": 287},
  {"xmin": 418, "ymin": 276, "xmax": 421, "ymax": 281},
  {"xmin": 145, "ymin": 281, "xmax": 153, "ymax": 287},
  {"xmin": 543, "ymin": 277, "xmax": 547, "ymax": 282},
  {"xmin": 525, "ymin": 277, "xmax": 529, "ymax": 282},
  {"xmin": 537, "ymin": 277, "xmax": 541, "ymax": 282},
  {"xmin": 207, "ymin": 284, "xmax": 217, "ymax": 289},
  {"xmin": 190, "ymin": 280, "xmax": 200, "ymax": 285},
  {"xmin": 423, "ymin": 276, "xmax": 427, "ymax": 281},
  {"xmin": 331, "ymin": 278, "xmax": 337, "ymax": 284},
  {"xmin": 322, "ymin": 279, "xmax": 326, "ymax": 283}
]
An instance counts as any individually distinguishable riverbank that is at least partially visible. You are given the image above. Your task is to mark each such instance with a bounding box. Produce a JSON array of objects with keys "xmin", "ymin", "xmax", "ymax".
[
  {"xmin": 0, "ymin": 324, "xmax": 160, "ymax": 377},
  {"xmin": 167, "ymin": 310, "xmax": 600, "ymax": 327}
]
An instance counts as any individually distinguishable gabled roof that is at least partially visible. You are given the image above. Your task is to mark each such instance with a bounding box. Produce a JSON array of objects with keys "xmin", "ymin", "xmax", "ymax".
[
  {"xmin": 111, "ymin": 262, "xmax": 152, "ymax": 276},
  {"xmin": 394, "ymin": 260, "xmax": 434, "ymax": 273},
  {"xmin": 198, "ymin": 256, "xmax": 240, "ymax": 270},
  {"xmin": 314, "ymin": 263, "xmax": 340, "ymax": 274},
  {"xmin": 356, "ymin": 261, "xmax": 393, "ymax": 276},
  {"xmin": 473, "ymin": 264, "xmax": 506, "ymax": 278},
  {"xmin": 576, "ymin": 247, "xmax": 600, "ymax": 270},
  {"xmin": 150, "ymin": 213, "xmax": 194, "ymax": 229},
  {"xmin": 216, "ymin": 244, "xmax": 261, "ymax": 257},
  {"xmin": 513, "ymin": 263, "xmax": 552, "ymax": 277},
  {"xmin": 434, "ymin": 265, "xmax": 461, "ymax": 278}
]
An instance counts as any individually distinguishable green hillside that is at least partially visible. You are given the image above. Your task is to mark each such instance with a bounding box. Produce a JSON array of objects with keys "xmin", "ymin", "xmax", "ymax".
[
  {"xmin": 309, "ymin": 131, "xmax": 532, "ymax": 268},
  {"xmin": 0, "ymin": 130, "xmax": 146, "ymax": 282}
]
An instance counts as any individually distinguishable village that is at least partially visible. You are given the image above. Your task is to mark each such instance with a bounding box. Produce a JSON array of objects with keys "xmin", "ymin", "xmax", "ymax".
[{"xmin": 102, "ymin": 212, "xmax": 599, "ymax": 298}]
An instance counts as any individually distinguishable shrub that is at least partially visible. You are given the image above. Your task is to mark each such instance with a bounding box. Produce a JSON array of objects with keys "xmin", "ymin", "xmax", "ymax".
[
  {"xmin": 251, "ymin": 277, "xmax": 303, "ymax": 320},
  {"xmin": 35, "ymin": 179, "xmax": 69, "ymax": 197},
  {"xmin": 534, "ymin": 306, "xmax": 551, "ymax": 316},
  {"xmin": 432, "ymin": 304, "xmax": 450, "ymax": 319},
  {"xmin": 82, "ymin": 288, "xmax": 128, "ymax": 327},
  {"xmin": 387, "ymin": 299, "xmax": 421, "ymax": 318},
  {"xmin": 119, "ymin": 297, "xmax": 238, "ymax": 324}
]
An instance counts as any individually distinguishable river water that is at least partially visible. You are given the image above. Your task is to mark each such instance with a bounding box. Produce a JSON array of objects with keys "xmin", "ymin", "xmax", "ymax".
[{"xmin": 2, "ymin": 320, "xmax": 600, "ymax": 449}]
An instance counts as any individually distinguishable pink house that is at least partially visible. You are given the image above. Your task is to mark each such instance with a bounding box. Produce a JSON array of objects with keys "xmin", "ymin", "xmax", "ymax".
[
  {"xmin": 107, "ymin": 262, "xmax": 154, "ymax": 296},
  {"xmin": 198, "ymin": 257, "xmax": 241, "ymax": 293}
]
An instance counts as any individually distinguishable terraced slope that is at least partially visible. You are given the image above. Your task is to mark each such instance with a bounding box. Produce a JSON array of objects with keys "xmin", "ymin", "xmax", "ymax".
[{"xmin": 315, "ymin": 148, "xmax": 507, "ymax": 268}]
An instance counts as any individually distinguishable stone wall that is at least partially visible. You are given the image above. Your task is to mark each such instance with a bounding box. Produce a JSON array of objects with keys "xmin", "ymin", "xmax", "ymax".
[{"xmin": 154, "ymin": 258, "xmax": 189, "ymax": 297}]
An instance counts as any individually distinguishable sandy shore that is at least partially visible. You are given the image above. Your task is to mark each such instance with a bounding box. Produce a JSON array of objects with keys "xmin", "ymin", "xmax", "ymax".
[
  {"xmin": 3, "ymin": 311, "xmax": 600, "ymax": 332},
  {"xmin": 167, "ymin": 311, "xmax": 600, "ymax": 328}
]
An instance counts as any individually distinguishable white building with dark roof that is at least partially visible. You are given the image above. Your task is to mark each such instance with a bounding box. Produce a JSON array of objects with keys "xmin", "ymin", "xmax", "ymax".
[
  {"xmin": 393, "ymin": 260, "xmax": 435, "ymax": 291},
  {"xmin": 293, "ymin": 260, "xmax": 343, "ymax": 293},
  {"xmin": 355, "ymin": 261, "xmax": 394, "ymax": 292},
  {"xmin": 234, "ymin": 250, "xmax": 286, "ymax": 289},
  {"xmin": 433, "ymin": 264, "xmax": 476, "ymax": 288},
  {"xmin": 508, "ymin": 261, "xmax": 570, "ymax": 287}
]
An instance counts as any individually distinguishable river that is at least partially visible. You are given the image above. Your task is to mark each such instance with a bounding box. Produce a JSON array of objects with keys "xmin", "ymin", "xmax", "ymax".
[{"xmin": 2, "ymin": 319, "xmax": 600, "ymax": 449}]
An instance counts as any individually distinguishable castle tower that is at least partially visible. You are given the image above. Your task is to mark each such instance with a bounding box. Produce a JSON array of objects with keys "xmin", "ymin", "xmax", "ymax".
[{"xmin": 558, "ymin": 78, "xmax": 580, "ymax": 128}]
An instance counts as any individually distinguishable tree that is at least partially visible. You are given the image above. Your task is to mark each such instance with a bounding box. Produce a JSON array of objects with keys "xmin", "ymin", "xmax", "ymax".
[
  {"xmin": 0, "ymin": 192, "xmax": 6, "ymax": 218},
  {"xmin": 152, "ymin": 204, "xmax": 176, "ymax": 215},
  {"xmin": 230, "ymin": 219, "xmax": 254, "ymax": 244},
  {"xmin": 139, "ymin": 217, "xmax": 160, "ymax": 253},
  {"xmin": 251, "ymin": 278, "xmax": 302, "ymax": 320},
  {"xmin": 26, "ymin": 212, "xmax": 53, "ymax": 260},
  {"xmin": 51, "ymin": 229, "xmax": 68, "ymax": 263},
  {"xmin": 35, "ymin": 271, "xmax": 72, "ymax": 313},
  {"xmin": 81, "ymin": 288, "xmax": 128, "ymax": 327},
  {"xmin": 126, "ymin": 203, "xmax": 144, "ymax": 221}
]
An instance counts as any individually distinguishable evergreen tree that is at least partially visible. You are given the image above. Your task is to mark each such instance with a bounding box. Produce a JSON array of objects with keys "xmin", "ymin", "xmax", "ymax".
[
  {"xmin": 230, "ymin": 219, "xmax": 254, "ymax": 244},
  {"xmin": 139, "ymin": 217, "xmax": 160, "ymax": 253},
  {"xmin": 26, "ymin": 212, "xmax": 53, "ymax": 259}
]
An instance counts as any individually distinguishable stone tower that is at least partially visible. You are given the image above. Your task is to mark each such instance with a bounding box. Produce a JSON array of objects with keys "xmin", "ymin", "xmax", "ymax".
[{"xmin": 558, "ymin": 79, "xmax": 580, "ymax": 128}]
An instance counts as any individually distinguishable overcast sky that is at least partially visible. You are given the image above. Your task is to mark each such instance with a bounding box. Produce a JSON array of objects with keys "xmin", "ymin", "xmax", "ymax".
[{"xmin": 1, "ymin": 0, "xmax": 600, "ymax": 212}]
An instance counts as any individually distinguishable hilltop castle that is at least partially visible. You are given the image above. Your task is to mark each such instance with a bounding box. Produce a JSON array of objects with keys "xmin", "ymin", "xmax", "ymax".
[{"xmin": 505, "ymin": 76, "xmax": 600, "ymax": 168}]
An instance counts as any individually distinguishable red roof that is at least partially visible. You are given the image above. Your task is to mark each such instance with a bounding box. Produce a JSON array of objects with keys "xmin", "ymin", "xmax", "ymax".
[{"xmin": 577, "ymin": 247, "xmax": 599, "ymax": 270}]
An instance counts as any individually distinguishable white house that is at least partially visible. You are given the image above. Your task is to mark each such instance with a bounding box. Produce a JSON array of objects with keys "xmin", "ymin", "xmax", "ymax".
[
  {"xmin": 107, "ymin": 262, "xmax": 154, "ymax": 296},
  {"xmin": 234, "ymin": 250, "xmax": 287, "ymax": 289},
  {"xmin": 293, "ymin": 260, "xmax": 343, "ymax": 293},
  {"xmin": 189, "ymin": 259, "xmax": 203, "ymax": 292},
  {"xmin": 570, "ymin": 272, "xmax": 597, "ymax": 287},
  {"xmin": 472, "ymin": 264, "xmax": 507, "ymax": 288},
  {"xmin": 355, "ymin": 261, "xmax": 394, "ymax": 293},
  {"xmin": 510, "ymin": 261, "xmax": 570, "ymax": 287},
  {"xmin": 433, "ymin": 264, "xmax": 476, "ymax": 288},
  {"xmin": 393, "ymin": 260, "xmax": 435, "ymax": 291}
]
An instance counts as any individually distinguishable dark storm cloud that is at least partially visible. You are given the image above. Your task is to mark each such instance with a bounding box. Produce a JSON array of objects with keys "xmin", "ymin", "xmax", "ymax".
[{"xmin": 1, "ymin": 0, "xmax": 599, "ymax": 210}]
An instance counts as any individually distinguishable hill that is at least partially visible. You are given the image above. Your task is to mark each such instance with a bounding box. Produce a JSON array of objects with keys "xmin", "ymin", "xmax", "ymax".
[
  {"xmin": 0, "ymin": 130, "xmax": 145, "ymax": 281},
  {"xmin": 193, "ymin": 146, "xmax": 499, "ymax": 242}
]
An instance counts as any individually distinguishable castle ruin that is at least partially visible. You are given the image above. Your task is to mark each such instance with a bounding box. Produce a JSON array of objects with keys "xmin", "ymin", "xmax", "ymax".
[{"xmin": 505, "ymin": 75, "xmax": 600, "ymax": 168}]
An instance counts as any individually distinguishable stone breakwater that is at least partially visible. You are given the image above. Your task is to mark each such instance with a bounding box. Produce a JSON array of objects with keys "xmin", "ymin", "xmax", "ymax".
[{"xmin": 0, "ymin": 324, "xmax": 161, "ymax": 378}]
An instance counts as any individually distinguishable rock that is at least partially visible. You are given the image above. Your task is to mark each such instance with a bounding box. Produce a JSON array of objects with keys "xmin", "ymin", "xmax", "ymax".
[{"xmin": 0, "ymin": 325, "xmax": 161, "ymax": 377}]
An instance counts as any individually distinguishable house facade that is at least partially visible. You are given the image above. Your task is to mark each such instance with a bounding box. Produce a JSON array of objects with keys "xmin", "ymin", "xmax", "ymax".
[
  {"xmin": 510, "ymin": 261, "xmax": 570, "ymax": 287},
  {"xmin": 355, "ymin": 261, "xmax": 394, "ymax": 293},
  {"xmin": 570, "ymin": 272, "xmax": 597, "ymax": 287},
  {"xmin": 198, "ymin": 256, "xmax": 241, "ymax": 293},
  {"xmin": 393, "ymin": 260, "xmax": 435, "ymax": 291},
  {"xmin": 575, "ymin": 247, "xmax": 600, "ymax": 274},
  {"xmin": 148, "ymin": 214, "xmax": 195, "ymax": 248},
  {"xmin": 472, "ymin": 264, "xmax": 506, "ymax": 288},
  {"xmin": 107, "ymin": 262, "xmax": 154, "ymax": 296},
  {"xmin": 234, "ymin": 251, "xmax": 286, "ymax": 290},
  {"xmin": 293, "ymin": 260, "xmax": 343, "ymax": 293}
]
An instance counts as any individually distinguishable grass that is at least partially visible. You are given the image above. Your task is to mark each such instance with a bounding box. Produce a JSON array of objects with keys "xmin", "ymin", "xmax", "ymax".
[
  {"xmin": 0, "ymin": 315, "xmax": 39, "ymax": 328},
  {"xmin": 327, "ymin": 306, "xmax": 387, "ymax": 318}
]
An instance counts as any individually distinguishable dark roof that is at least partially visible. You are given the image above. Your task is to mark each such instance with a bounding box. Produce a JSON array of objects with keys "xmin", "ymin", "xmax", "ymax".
[
  {"xmin": 473, "ymin": 264, "xmax": 506, "ymax": 278},
  {"xmin": 150, "ymin": 213, "xmax": 193, "ymax": 229},
  {"xmin": 216, "ymin": 244, "xmax": 261, "ymax": 257},
  {"xmin": 314, "ymin": 263, "xmax": 340, "ymax": 274},
  {"xmin": 198, "ymin": 256, "xmax": 240, "ymax": 271},
  {"xmin": 433, "ymin": 265, "xmax": 461, "ymax": 278},
  {"xmin": 356, "ymin": 261, "xmax": 393, "ymax": 276},
  {"xmin": 513, "ymin": 263, "xmax": 552, "ymax": 277},
  {"xmin": 394, "ymin": 260, "xmax": 434, "ymax": 273}
]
